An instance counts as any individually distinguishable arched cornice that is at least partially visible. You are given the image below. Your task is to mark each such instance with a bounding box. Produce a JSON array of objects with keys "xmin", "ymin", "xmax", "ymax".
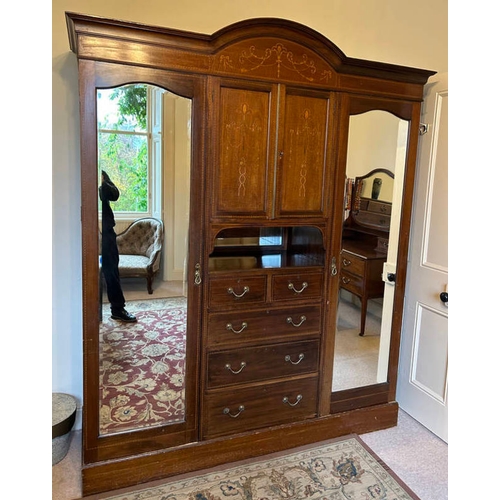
[{"xmin": 66, "ymin": 13, "xmax": 435, "ymax": 87}]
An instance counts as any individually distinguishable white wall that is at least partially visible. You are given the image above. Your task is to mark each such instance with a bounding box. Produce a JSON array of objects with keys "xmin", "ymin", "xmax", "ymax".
[{"xmin": 51, "ymin": 0, "xmax": 448, "ymax": 427}]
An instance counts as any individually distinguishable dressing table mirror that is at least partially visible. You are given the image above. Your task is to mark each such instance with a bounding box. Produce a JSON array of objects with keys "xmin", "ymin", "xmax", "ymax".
[{"xmin": 66, "ymin": 12, "xmax": 435, "ymax": 495}]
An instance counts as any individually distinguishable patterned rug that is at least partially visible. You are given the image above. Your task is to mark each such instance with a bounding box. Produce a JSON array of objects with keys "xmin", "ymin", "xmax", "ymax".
[
  {"xmin": 97, "ymin": 435, "xmax": 419, "ymax": 499},
  {"xmin": 99, "ymin": 297, "xmax": 187, "ymax": 435}
]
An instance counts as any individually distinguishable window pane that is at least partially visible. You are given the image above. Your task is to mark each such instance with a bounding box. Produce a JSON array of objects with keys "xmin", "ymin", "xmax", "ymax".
[
  {"xmin": 98, "ymin": 132, "xmax": 149, "ymax": 213},
  {"xmin": 97, "ymin": 85, "xmax": 147, "ymax": 133}
]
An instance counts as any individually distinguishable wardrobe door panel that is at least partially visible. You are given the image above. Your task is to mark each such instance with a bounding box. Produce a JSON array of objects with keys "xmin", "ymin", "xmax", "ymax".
[
  {"xmin": 213, "ymin": 81, "xmax": 278, "ymax": 219},
  {"xmin": 276, "ymin": 88, "xmax": 333, "ymax": 218}
]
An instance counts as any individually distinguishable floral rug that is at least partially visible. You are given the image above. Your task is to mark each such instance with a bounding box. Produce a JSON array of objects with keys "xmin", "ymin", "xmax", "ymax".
[
  {"xmin": 100, "ymin": 435, "xmax": 418, "ymax": 499},
  {"xmin": 99, "ymin": 297, "xmax": 187, "ymax": 435}
]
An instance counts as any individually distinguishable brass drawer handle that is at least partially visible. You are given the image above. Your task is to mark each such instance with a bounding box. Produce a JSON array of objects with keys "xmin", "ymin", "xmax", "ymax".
[
  {"xmin": 225, "ymin": 361, "xmax": 246, "ymax": 374},
  {"xmin": 227, "ymin": 286, "xmax": 250, "ymax": 298},
  {"xmin": 226, "ymin": 322, "xmax": 248, "ymax": 334},
  {"xmin": 288, "ymin": 282, "xmax": 308, "ymax": 294},
  {"xmin": 223, "ymin": 405, "xmax": 245, "ymax": 418},
  {"xmin": 342, "ymin": 277, "xmax": 351, "ymax": 284},
  {"xmin": 283, "ymin": 394, "xmax": 303, "ymax": 407},
  {"xmin": 342, "ymin": 258, "xmax": 351, "ymax": 266},
  {"xmin": 285, "ymin": 353, "xmax": 305, "ymax": 365},
  {"xmin": 286, "ymin": 315, "xmax": 306, "ymax": 328}
]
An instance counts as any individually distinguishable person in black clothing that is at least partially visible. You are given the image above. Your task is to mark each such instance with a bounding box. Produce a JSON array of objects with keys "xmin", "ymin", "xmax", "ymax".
[{"xmin": 99, "ymin": 171, "xmax": 137, "ymax": 323}]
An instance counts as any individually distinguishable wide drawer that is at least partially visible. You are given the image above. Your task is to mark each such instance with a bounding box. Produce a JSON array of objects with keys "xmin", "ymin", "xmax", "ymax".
[
  {"xmin": 206, "ymin": 306, "xmax": 321, "ymax": 347},
  {"xmin": 340, "ymin": 250, "xmax": 365, "ymax": 277},
  {"xmin": 208, "ymin": 275, "xmax": 267, "ymax": 309},
  {"xmin": 272, "ymin": 272, "xmax": 323, "ymax": 302},
  {"xmin": 339, "ymin": 270, "xmax": 363, "ymax": 296},
  {"xmin": 202, "ymin": 377, "xmax": 318, "ymax": 439},
  {"xmin": 353, "ymin": 211, "xmax": 390, "ymax": 230},
  {"xmin": 207, "ymin": 340, "xmax": 319, "ymax": 388}
]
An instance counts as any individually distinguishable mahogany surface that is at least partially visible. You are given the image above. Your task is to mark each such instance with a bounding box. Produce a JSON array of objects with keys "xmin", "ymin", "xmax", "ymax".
[{"xmin": 66, "ymin": 12, "xmax": 436, "ymax": 495}]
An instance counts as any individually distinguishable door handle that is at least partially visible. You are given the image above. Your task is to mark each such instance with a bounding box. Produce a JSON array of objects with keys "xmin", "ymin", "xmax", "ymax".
[{"xmin": 440, "ymin": 291, "xmax": 448, "ymax": 305}]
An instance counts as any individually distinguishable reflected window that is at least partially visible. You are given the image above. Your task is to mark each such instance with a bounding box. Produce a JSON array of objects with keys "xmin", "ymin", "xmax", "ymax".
[
  {"xmin": 97, "ymin": 83, "xmax": 193, "ymax": 435},
  {"xmin": 97, "ymin": 84, "xmax": 164, "ymax": 215}
]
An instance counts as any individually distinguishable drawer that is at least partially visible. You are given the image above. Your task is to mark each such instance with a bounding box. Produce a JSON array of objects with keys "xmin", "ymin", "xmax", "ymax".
[
  {"xmin": 340, "ymin": 251, "xmax": 365, "ymax": 277},
  {"xmin": 208, "ymin": 275, "xmax": 267, "ymax": 309},
  {"xmin": 202, "ymin": 377, "xmax": 318, "ymax": 439},
  {"xmin": 339, "ymin": 270, "xmax": 363, "ymax": 296},
  {"xmin": 353, "ymin": 211, "xmax": 391, "ymax": 230},
  {"xmin": 206, "ymin": 306, "xmax": 322, "ymax": 347},
  {"xmin": 272, "ymin": 272, "xmax": 323, "ymax": 302},
  {"xmin": 207, "ymin": 340, "xmax": 319, "ymax": 388},
  {"xmin": 367, "ymin": 200, "xmax": 392, "ymax": 215}
]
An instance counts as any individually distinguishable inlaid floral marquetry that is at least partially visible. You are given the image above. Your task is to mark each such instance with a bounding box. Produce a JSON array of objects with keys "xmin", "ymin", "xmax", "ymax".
[
  {"xmin": 278, "ymin": 92, "xmax": 330, "ymax": 215},
  {"xmin": 216, "ymin": 87, "xmax": 272, "ymax": 215},
  {"xmin": 215, "ymin": 39, "xmax": 335, "ymax": 84},
  {"xmin": 222, "ymin": 103, "xmax": 264, "ymax": 198},
  {"xmin": 287, "ymin": 109, "xmax": 319, "ymax": 198}
]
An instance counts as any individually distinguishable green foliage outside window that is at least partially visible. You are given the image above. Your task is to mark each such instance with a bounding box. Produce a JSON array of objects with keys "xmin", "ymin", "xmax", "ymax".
[{"xmin": 98, "ymin": 84, "xmax": 149, "ymax": 213}]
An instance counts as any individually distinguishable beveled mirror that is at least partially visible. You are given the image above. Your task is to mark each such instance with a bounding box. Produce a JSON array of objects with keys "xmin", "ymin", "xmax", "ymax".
[
  {"xmin": 332, "ymin": 109, "xmax": 409, "ymax": 393},
  {"xmin": 97, "ymin": 83, "xmax": 192, "ymax": 435}
]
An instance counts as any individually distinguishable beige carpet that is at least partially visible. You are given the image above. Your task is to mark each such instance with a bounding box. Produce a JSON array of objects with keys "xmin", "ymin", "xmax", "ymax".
[
  {"xmin": 52, "ymin": 410, "xmax": 447, "ymax": 500},
  {"xmin": 332, "ymin": 295, "xmax": 382, "ymax": 391}
]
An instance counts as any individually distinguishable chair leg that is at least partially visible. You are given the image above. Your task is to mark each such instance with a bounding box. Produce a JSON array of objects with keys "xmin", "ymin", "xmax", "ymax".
[
  {"xmin": 359, "ymin": 296, "xmax": 368, "ymax": 336},
  {"xmin": 147, "ymin": 276, "xmax": 153, "ymax": 294}
]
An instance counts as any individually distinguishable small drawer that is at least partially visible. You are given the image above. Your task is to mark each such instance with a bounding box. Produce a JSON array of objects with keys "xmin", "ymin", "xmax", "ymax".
[
  {"xmin": 202, "ymin": 377, "xmax": 318, "ymax": 439},
  {"xmin": 208, "ymin": 275, "xmax": 267, "ymax": 309},
  {"xmin": 272, "ymin": 272, "xmax": 323, "ymax": 302},
  {"xmin": 207, "ymin": 340, "xmax": 319, "ymax": 389},
  {"xmin": 206, "ymin": 306, "xmax": 322, "ymax": 347},
  {"xmin": 340, "ymin": 251, "xmax": 365, "ymax": 277},
  {"xmin": 367, "ymin": 200, "xmax": 392, "ymax": 215},
  {"xmin": 339, "ymin": 270, "xmax": 363, "ymax": 296}
]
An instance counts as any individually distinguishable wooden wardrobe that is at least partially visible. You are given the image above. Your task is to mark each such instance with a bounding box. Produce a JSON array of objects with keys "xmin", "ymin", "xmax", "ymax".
[{"xmin": 66, "ymin": 12, "xmax": 435, "ymax": 495}]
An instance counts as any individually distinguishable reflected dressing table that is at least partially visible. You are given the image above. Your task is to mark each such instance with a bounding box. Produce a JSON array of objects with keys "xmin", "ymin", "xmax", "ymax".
[{"xmin": 340, "ymin": 169, "xmax": 393, "ymax": 336}]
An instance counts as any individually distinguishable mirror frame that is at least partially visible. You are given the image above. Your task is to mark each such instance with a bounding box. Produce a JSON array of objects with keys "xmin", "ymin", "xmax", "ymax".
[
  {"xmin": 330, "ymin": 94, "xmax": 421, "ymax": 413},
  {"xmin": 351, "ymin": 167, "xmax": 395, "ymax": 231},
  {"xmin": 78, "ymin": 62, "xmax": 206, "ymax": 462}
]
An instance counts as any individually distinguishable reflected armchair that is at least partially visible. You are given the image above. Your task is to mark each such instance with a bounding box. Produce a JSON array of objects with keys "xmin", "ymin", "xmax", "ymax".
[
  {"xmin": 114, "ymin": 217, "xmax": 164, "ymax": 294},
  {"xmin": 99, "ymin": 217, "xmax": 164, "ymax": 300}
]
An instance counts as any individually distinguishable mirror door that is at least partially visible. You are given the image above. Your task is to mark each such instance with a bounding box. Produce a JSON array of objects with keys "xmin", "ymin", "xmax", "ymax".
[
  {"xmin": 332, "ymin": 101, "xmax": 412, "ymax": 398},
  {"xmin": 78, "ymin": 62, "xmax": 205, "ymax": 462},
  {"xmin": 97, "ymin": 84, "xmax": 192, "ymax": 436}
]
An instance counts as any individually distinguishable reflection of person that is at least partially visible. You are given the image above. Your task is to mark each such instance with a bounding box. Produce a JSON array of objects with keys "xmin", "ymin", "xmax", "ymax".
[{"xmin": 99, "ymin": 171, "xmax": 137, "ymax": 323}]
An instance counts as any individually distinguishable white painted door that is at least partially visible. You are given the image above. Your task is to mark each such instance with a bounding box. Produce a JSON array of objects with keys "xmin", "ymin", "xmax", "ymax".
[{"xmin": 396, "ymin": 73, "xmax": 448, "ymax": 442}]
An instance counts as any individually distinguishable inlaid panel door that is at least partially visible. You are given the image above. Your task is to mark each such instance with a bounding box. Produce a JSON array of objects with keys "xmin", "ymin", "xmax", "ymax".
[
  {"xmin": 275, "ymin": 87, "xmax": 334, "ymax": 219},
  {"xmin": 211, "ymin": 78, "xmax": 278, "ymax": 219},
  {"xmin": 210, "ymin": 79, "xmax": 334, "ymax": 221}
]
